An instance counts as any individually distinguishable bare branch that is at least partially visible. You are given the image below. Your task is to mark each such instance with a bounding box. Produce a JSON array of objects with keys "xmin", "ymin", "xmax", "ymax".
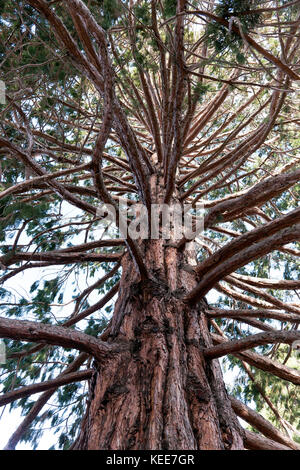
[
  {"xmin": 0, "ymin": 317, "xmax": 124, "ymax": 361},
  {"xmin": 4, "ymin": 352, "xmax": 89, "ymax": 450},
  {"xmin": 0, "ymin": 369, "xmax": 93, "ymax": 407},
  {"xmin": 244, "ymin": 429, "xmax": 292, "ymax": 451},
  {"xmin": 204, "ymin": 330, "xmax": 300, "ymax": 359},
  {"xmin": 210, "ymin": 333, "xmax": 300, "ymax": 385},
  {"xmin": 230, "ymin": 395, "xmax": 299, "ymax": 450}
]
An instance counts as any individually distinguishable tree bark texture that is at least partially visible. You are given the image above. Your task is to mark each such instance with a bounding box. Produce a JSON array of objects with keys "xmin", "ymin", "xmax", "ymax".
[
  {"xmin": 73, "ymin": 246, "xmax": 244, "ymax": 449},
  {"xmin": 73, "ymin": 169, "xmax": 244, "ymax": 450}
]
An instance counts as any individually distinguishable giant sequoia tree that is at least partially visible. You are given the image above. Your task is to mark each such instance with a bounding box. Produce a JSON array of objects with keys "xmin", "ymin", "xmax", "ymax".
[{"xmin": 0, "ymin": 0, "xmax": 300, "ymax": 451}]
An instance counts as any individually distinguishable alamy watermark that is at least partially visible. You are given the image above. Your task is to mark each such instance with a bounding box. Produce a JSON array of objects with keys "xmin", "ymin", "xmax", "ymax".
[
  {"xmin": 96, "ymin": 202, "xmax": 205, "ymax": 241},
  {"xmin": 0, "ymin": 340, "xmax": 6, "ymax": 364},
  {"xmin": 292, "ymin": 340, "xmax": 300, "ymax": 358},
  {"xmin": 0, "ymin": 80, "xmax": 6, "ymax": 105}
]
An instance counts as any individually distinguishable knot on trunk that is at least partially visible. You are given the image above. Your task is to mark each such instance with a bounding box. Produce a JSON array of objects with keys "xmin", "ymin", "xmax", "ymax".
[
  {"xmin": 100, "ymin": 382, "xmax": 129, "ymax": 409},
  {"xmin": 129, "ymin": 278, "xmax": 170, "ymax": 303},
  {"xmin": 186, "ymin": 373, "xmax": 211, "ymax": 404}
]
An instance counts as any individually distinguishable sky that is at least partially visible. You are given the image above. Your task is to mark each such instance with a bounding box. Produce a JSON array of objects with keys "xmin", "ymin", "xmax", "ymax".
[
  {"xmin": 0, "ymin": 261, "xmax": 243, "ymax": 450},
  {"xmin": 0, "ymin": 200, "xmax": 295, "ymax": 449},
  {"xmin": 0, "ymin": 253, "xmax": 243, "ymax": 449},
  {"xmin": 0, "ymin": 213, "xmax": 283, "ymax": 450},
  {"xmin": 0, "ymin": 201, "xmax": 115, "ymax": 449},
  {"xmin": 0, "ymin": 363, "xmax": 243, "ymax": 450}
]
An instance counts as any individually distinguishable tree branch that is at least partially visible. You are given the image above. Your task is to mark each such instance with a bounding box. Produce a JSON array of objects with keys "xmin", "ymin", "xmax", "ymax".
[
  {"xmin": 244, "ymin": 429, "xmax": 291, "ymax": 451},
  {"xmin": 207, "ymin": 308, "xmax": 300, "ymax": 324},
  {"xmin": 185, "ymin": 216, "xmax": 300, "ymax": 303},
  {"xmin": 230, "ymin": 396, "xmax": 299, "ymax": 450},
  {"xmin": 0, "ymin": 369, "xmax": 93, "ymax": 407},
  {"xmin": 210, "ymin": 333, "xmax": 300, "ymax": 385},
  {"xmin": 204, "ymin": 330, "xmax": 300, "ymax": 359},
  {"xmin": 0, "ymin": 317, "xmax": 124, "ymax": 361},
  {"xmin": 0, "ymin": 251, "xmax": 122, "ymax": 268},
  {"xmin": 4, "ymin": 352, "xmax": 89, "ymax": 450}
]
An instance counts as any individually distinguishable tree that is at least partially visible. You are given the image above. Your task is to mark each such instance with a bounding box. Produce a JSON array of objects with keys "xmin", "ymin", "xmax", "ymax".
[{"xmin": 0, "ymin": 0, "xmax": 299, "ymax": 450}]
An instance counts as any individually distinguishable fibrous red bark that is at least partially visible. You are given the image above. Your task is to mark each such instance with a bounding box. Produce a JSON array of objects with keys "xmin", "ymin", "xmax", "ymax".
[{"xmin": 72, "ymin": 171, "xmax": 244, "ymax": 450}]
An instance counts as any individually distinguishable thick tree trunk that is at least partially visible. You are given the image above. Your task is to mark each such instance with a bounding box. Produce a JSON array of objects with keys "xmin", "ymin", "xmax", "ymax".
[
  {"xmin": 73, "ymin": 242, "xmax": 244, "ymax": 449},
  {"xmin": 73, "ymin": 168, "xmax": 244, "ymax": 450}
]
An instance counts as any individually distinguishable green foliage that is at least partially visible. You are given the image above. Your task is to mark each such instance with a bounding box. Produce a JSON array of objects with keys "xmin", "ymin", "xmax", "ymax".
[
  {"xmin": 207, "ymin": 0, "xmax": 261, "ymax": 61},
  {"xmin": 134, "ymin": 2, "xmax": 151, "ymax": 25},
  {"xmin": 192, "ymin": 83, "xmax": 212, "ymax": 103},
  {"xmin": 215, "ymin": 0, "xmax": 261, "ymax": 27},
  {"xmin": 30, "ymin": 278, "xmax": 61, "ymax": 320},
  {"xmin": 98, "ymin": 0, "xmax": 123, "ymax": 30},
  {"xmin": 0, "ymin": 199, "xmax": 51, "ymax": 239},
  {"xmin": 228, "ymin": 345, "xmax": 300, "ymax": 441},
  {"xmin": 0, "ymin": 5, "xmax": 58, "ymax": 79},
  {"xmin": 163, "ymin": 0, "xmax": 177, "ymax": 18},
  {"xmin": 84, "ymin": 317, "xmax": 108, "ymax": 337},
  {"xmin": 0, "ymin": 0, "xmax": 299, "ymax": 452}
]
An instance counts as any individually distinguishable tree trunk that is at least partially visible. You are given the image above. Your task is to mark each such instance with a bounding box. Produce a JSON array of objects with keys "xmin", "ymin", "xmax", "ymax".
[
  {"xmin": 72, "ymin": 243, "xmax": 243, "ymax": 449},
  {"xmin": 73, "ymin": 168, "xmax": 244, "ymax": 450}
]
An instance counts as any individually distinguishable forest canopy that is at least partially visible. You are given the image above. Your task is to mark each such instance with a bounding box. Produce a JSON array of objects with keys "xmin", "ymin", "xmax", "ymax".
[{"xmin": 0, "ymin": 0, "xmax": 299, "ymax": 450}]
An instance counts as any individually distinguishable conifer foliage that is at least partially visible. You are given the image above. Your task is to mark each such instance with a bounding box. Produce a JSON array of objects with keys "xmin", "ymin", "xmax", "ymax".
[{"xmin": 0, "ymin": 0, "xmax": 299, "ymax": 450}]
